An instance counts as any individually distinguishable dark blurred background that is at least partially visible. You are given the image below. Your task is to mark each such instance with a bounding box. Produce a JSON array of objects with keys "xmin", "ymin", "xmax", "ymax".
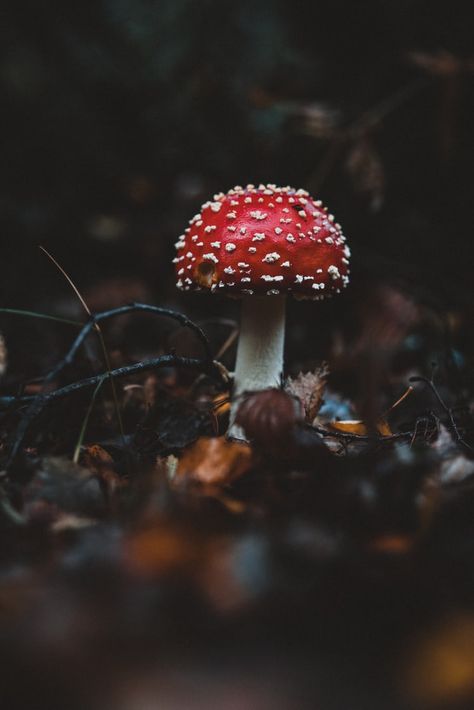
[{"xmin": 1, "ymin": 0, "xmax": 472, "ymax": 311}]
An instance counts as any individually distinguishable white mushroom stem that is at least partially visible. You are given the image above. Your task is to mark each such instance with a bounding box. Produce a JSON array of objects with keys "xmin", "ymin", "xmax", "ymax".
[{"xmin": 228, "ymin": 294, "xmax": 286, "ymax": 438}]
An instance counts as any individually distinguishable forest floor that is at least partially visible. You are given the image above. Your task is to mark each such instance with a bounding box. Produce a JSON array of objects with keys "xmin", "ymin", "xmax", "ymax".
[{"xmin": 1, "ymin": 281, "xmax": 474, "ymax": 710}]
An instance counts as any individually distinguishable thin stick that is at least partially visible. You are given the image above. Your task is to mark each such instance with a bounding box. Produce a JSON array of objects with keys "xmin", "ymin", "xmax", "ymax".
[
  {"xmin": 2, "ymin": 304, "xmax": 213, "ymax": 465},
  {"xmin": 45, "ymin": 304, "xmax": 212, "ymax": 387},
  {"xmin": 39, "ymin": 247, "xmax": 91, "ymax": 315},
  {"xmin": 410, "ymin": 376, "xmax": 473, "ymax": 452},
  {"xmin": 214, "ymin": 328, "xmax": 239, "ymax": 362},
  {"xmin": 382, "ymin": 386, "xmax": 414, "ymax": 417},
  {"xmin": 2, "ymin": 355, "xmax": 225, "ymax": 469}
]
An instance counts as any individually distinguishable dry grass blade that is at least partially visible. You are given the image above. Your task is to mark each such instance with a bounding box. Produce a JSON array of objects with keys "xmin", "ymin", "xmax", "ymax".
[
  {"xmin": 0, "ymin": 307, "xmax": 81, "ymax": 326},
  {"xmin": 39, "ymin": 245, "xmax": 126, "ymax": 446},
  {"xmin": 72, "ymin": 375, "xmax": 107, "ymax": 464}
]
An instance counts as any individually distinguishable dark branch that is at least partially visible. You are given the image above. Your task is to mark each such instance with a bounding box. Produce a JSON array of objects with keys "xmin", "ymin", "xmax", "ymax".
[
  {"xmin": 3, "ymin": 355, "xmax": 226, "ymax": 470},
  {"xmin": 44, "ymin": 302, "xmax": 212, "ymax": 387},
  {"xmin": 410, "ymin": 376, "xmax": 473, "ymax": 452}
]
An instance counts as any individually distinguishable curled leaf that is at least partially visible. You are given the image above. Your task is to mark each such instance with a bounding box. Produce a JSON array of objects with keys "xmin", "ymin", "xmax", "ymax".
[{"xmin": 285, "ymin": 366, "xmax": 329, "ymax": 423}]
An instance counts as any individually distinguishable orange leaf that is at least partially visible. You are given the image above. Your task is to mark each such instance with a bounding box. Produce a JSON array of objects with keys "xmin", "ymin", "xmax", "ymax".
[
  {"xmin": 176, "ymin": 436, "xmax": 253, "ymax": 485},
  {"xmin": 328, "ymin": 419, "xmax": 392, "ymax": 436},
  {"xmin": 81, "ymin": 444, "xmax": 124, "ymax": 496}
]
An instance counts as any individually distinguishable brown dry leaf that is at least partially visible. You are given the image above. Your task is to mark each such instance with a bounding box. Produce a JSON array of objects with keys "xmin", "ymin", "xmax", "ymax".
[
  {"xmin": 213, "ymin": 394, "xmax": 230, "ymax": 417},
  {"xmin": 81, "ymin": 444, "xmax": 124, "ymax": 496},
  {"xmin": 0, "ymin": 333, "xmax": 6, "ymax": 378},
  {"xmin": 402, "ymin": 614, "xmax": 474, "ymax": 705},
  {"xmin": 327, "ymin": 419, "xmax": 392, "ymax": 436},
  {"xmin": 285, "ymin": 365, "xmax": 329, "ymax": 423},
  {"xmin": 176, "ymin": 436, "xmax": 253, "ymax": 485},
  {"xmin": 82, "ymin": 444, "xmax": 115, "ymax": 470}
]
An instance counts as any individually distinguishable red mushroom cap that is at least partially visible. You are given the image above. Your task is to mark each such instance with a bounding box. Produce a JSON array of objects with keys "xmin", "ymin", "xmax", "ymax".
[{"xmin": 174, "ymin": 184, "xmax": 350, "ymax": 300}]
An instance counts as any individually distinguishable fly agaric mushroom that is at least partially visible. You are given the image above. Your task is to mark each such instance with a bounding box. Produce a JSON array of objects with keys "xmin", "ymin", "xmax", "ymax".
[{"xmin": 174, "ymin": 184, "xmax": 350, "ymax": 436}]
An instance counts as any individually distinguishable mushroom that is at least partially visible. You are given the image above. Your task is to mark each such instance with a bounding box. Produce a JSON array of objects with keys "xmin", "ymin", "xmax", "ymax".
[{"xmin": 174, "ymin": 184, "xmax": 350, "ymax": 438}]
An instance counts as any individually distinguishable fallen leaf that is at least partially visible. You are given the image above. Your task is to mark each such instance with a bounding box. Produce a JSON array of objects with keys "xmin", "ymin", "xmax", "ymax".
[
  {"xmin": 285, "ymin": 365, "xmax": 329, "ymax": 423},
  {"xmin": 82, "ymin": 444, "xmax": 115, "ymax": 471},
  {"xmin": 176, "ymin": 437, "xmax": 253, "ymax": 485},
  {"xmin": 134, "ymin": 393, "xmax": 214, "ymax": 454},
  {"xmin": 213, "ymin": 394, "xmax": 230, "ymax": 417},
  {"xmin": 81, "ymin": 444, "xmax": 124, "ymax": 497},
  {"xmin": 23, "ymin": 456, "xmax": 108, "ymax": 523},
  {"xmin": 327, "ymin": 419, "xmax": 392, "ymax": 436}
]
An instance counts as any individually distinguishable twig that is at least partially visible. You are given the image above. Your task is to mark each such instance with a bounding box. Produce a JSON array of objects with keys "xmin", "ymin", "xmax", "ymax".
[
  {"xmin": 0, "ymin": 487, "xmax": 26, "ymax": 526},
  {"xmin": 314, "ymin": 425, "xmax": 414, "ymax": 445},
  {"xmin": 45, "ymin": 304, "xmax": 212, "ymax": 387},
  {"xmin": 409, "ymin": 376, "xmax": 473, "ymax": 452},
  {"xmin": 2, "ymin": 303, "xmax": 213, "ymax": 468},
  {"xmin": 3, "ymin": 355, "xmax": 226, "ymax": 470}
]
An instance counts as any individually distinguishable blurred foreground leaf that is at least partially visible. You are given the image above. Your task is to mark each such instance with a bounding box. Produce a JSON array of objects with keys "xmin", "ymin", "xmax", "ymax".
[{"xmin": 403, "ymin": 614, "xmax": 474, "ymax": 706}]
